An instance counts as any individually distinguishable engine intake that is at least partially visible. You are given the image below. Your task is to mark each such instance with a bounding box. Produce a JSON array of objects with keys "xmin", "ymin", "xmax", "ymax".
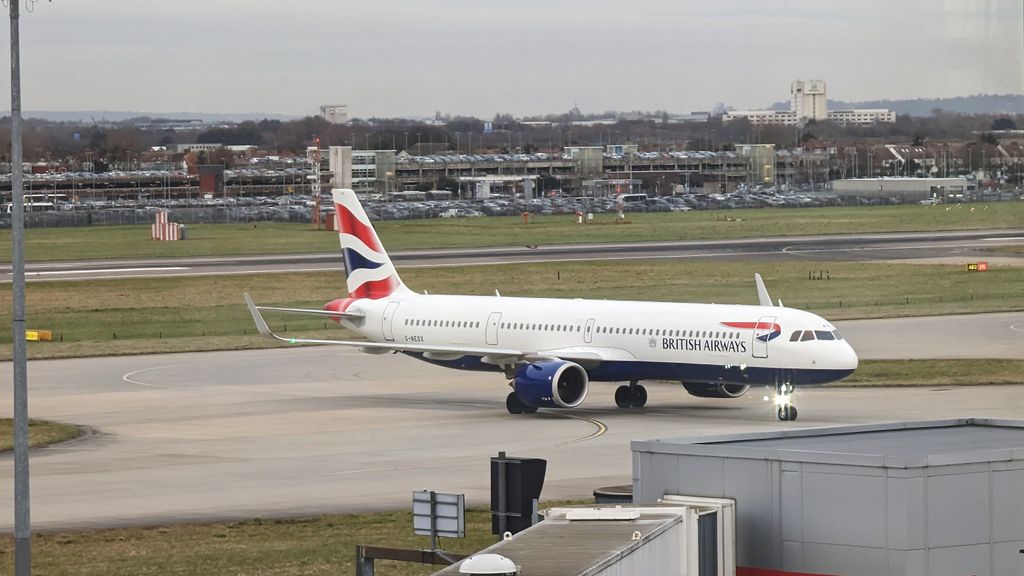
[
  {"xmin": 682, "ymin": 382, "xmax": 750, "ymax": 399},
  {"xmin": 513, "ymin": 361, "xmax": 589, "ymax": 409}
]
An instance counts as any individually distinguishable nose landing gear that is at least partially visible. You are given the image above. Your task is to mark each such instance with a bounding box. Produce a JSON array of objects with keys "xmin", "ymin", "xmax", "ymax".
[
  {"xmin": 768, "ymin": 381, "xmax": 798, "ymax": 421},
  {"xmin": 615, "ymin": 380, "xmax": 648, "ymax": 408},
  {"xmin": 777, "ymin": 403, "xmax": 798, "ymax": 421}
]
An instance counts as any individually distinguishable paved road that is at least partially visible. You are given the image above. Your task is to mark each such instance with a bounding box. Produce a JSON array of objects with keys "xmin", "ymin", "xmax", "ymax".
[
  {"xmin": 4, "ymin": 229, "xmax": 1023, "ymax": 281},
  {"xmin": 1, "ymin": 311, "xmax": 1022, "ymax": 531}
]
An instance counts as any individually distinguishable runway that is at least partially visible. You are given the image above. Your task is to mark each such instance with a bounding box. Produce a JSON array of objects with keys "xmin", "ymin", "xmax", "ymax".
[
  {"xmin": 4, "ymin": 229, "xmax": 1023, "ymax": 281},
  {"xmin": 1, "ymin": 311, "xmax": 1023, "ymax": 531}
]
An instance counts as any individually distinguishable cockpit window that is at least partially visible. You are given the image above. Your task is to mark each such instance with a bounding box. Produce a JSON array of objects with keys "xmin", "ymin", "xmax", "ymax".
[
  {"xmin": 815, "ymin": 330, "xmax": 836, "ymax": 341},
  {"xmin": 832, "ymin": 330, "xmax": 843, "ymax": 340},
  {"xmin": 800, "ymin": 331, "xmax": 816, "ymax": 341},
  {"xmin": 790, "ymin": 331, "xmax": 802, "ymax": 341}
]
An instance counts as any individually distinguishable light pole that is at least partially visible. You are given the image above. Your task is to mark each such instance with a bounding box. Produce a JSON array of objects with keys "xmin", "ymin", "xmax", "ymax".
[{"xmin": 9, "ymin": 1, "xmax": 31, "ymax": 574}]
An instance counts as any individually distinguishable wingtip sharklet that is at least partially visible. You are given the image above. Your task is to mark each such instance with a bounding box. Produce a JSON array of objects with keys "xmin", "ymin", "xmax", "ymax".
[
  {"xmin": 243, "ymin": 293, "xmax": 275, "ymax": 338},
  {"xmin": 754, "ymin": 273, "xmax": 773, "ymax": 307}
]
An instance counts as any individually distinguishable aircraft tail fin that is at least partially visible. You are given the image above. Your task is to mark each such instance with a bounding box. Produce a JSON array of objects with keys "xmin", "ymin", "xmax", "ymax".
[{"xmin": 331, "ymin": 188, "xmax": 409, "ymax": 299}]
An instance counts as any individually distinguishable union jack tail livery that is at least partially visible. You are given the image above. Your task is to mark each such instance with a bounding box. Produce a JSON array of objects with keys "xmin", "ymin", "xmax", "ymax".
[{"xmin": 333, "ymin": 189, "xmax": 407, "ymax": 299}]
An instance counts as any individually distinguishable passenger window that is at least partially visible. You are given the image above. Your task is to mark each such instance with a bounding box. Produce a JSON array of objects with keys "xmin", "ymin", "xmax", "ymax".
[
  {"xmin": 790, "ymin": 331, "xmax": 801, "ymax": 341},
  {"xmin": 801, "ymin": 331, "xmax": 816, "ymax": 341},
  {"xmin": 815, "ymin": 330, "xmax": 836, "ymax": 341}
]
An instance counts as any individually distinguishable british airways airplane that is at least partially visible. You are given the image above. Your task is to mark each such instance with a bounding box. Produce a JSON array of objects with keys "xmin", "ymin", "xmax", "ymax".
[{"xmin": 244, "ymin": 188, "xmax": 858, "ymax": 421}]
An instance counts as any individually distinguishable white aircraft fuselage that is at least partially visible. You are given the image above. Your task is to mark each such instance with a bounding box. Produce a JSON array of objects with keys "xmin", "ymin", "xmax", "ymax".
[
  {"xmin": 335, "ymin": 293, "xmax": 856, "ymax": 387},
  {"xmin": 245, "ymin": 188, "xmax": 858, "ymax": 421}
]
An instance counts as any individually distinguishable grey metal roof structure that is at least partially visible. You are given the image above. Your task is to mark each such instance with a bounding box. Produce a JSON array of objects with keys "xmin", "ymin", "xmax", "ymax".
[
  {"xmin": 632, "ymin": 418, "xmax": 1024, "ymax": 576},
  {"xmin": 635, "ymin": 418, "xmax": 1024, "ymax": 467}
]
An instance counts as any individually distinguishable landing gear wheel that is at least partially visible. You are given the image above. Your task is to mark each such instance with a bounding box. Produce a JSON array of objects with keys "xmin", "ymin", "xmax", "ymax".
[
  {"xmin": 615, "ymin": 383, "xmax": 648, "ymax": 408},
  {"xmin": 632, "ymin": 385, "xmax": 648, "ymax": 408},
  {"xmin": 772, "ymin": 377, "xmax": 797, "ymax": 421},
  {"xmin": 777, "ymin": 404, "xmax": 798, "ymax": 421},
  {"xmin": 614, "ymin": 385, "xmax": 631, "ymax": 408},
  {"xmin": 506, "ymin": 391, "xmax": 531, "ymax": 415}
]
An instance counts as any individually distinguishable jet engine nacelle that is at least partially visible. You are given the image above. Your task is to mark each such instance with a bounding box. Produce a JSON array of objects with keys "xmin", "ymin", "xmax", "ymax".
[
  {"xmin": 682, "ymin": 382, "xmax": 750, "ymax": 399},
  {"xmin": 513, "ymin": 361, "xmax": 589, "ymax": 409}
]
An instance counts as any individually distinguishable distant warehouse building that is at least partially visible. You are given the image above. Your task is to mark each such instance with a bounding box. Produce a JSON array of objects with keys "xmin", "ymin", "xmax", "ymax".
[{"xmin": 832, "ymin": 177, "xmax": 968, "ymax": 202}]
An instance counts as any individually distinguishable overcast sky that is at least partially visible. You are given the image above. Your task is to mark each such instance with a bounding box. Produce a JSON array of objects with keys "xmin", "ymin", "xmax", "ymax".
[{"xmin": 8, "ymin": 0, "xmax": 1024, "ymax": 119}]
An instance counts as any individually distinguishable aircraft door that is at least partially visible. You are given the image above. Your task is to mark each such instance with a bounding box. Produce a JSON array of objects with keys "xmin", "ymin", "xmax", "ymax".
[
  {"xmin": 584, "ymin": 318, "xmax": 595, "ymax": 343},
  {"xmin": 486, "ymin": 312, "xmax": 502, "ymax": 345},
  {"xmin": 752, "ymin": 315, "xmax": 776, "ymax": 359},
  {"xmin": 382, "ymin": 301, "xmax": 401, "ymax": 342}
]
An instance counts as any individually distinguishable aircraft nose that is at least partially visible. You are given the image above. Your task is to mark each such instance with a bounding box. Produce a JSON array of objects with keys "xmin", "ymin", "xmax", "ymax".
[{"xmin": 841, "ymin": 342, "xmax": 859, "ymax": 370}]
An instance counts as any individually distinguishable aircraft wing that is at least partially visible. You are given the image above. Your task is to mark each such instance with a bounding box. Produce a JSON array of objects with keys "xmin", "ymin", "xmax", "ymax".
[
  {"xmin": 534, "ymin": 346, "xmax": 634, "ymax": 369},
  {"xmin": 244, "ymin": 293, "xmax": 528, "ymax": 360},
  {"xmin": 243, "ymin": 294, "xmax": 366, "ymax": 320},
  {"xmin": 244, "ymin": 294, "xmax": 620, "ymax": 368}
]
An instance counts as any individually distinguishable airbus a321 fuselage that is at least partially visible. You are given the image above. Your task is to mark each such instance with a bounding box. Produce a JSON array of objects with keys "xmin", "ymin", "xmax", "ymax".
[{"xmin": 245, "ymin": 188, "xmax": 858, "ymax": 421}]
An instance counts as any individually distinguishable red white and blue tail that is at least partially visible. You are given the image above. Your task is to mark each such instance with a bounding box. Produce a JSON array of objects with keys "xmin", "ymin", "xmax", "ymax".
[{"xmin": 332, "ymin": 189, "xmax": 408, "ymax": 299}]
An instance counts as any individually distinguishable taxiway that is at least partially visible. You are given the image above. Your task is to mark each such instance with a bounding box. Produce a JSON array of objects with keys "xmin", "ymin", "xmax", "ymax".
[{"xmin": 1, "ymin": 311, "xmax": 1022, "ymax": 530}]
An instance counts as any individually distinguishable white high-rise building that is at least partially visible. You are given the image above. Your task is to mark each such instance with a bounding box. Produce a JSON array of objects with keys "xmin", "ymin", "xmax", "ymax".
[
  {"xmin": 723, "ymin": 79, "xmax": 894, "ymax": 126},
  {"xmin": 791, "ymin": 80, "xmax": 828, "ymax": 122},
  {"xmin": 320, "ymin": 104, "xmax": 349, "ymax": 124}
]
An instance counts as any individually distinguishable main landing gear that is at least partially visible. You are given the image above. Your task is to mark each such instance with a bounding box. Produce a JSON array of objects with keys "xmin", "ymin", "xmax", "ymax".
[
  {"xmin": 772, "ymin": 381, "xmax": 798, "ymax": 421},
  {"xmin": 506, "ymin": 391, "xmax": 538, "ymax": 415},
  {"xmin": 615, "ymin": 381, "xmax": 648, "ymax": 408}
]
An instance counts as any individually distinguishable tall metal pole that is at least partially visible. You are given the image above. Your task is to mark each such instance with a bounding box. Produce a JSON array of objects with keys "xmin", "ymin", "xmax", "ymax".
[{"xmin": 10, "ymin": 1, "xmax": 31, "ymax": 574}]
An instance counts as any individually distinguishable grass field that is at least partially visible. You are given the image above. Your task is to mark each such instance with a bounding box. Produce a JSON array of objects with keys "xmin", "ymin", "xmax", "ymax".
[
  {"xmin": 0, "ymin": 419, "xmax": 81, "ymax": 451},
  {"xmin": 846, "ymin": 359, "xmax": 1024, "ymax": 386},
  {"xmin": 0, "ymin": 202, "xmax": 1021, "ymax": 262},
  {"xmin": 0, "ymin": 258, "xmax": 1021, "ymax": 360},
  {"xmin": 0, "ymin": 501, "xmax": 585, "ymax": 576}
]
